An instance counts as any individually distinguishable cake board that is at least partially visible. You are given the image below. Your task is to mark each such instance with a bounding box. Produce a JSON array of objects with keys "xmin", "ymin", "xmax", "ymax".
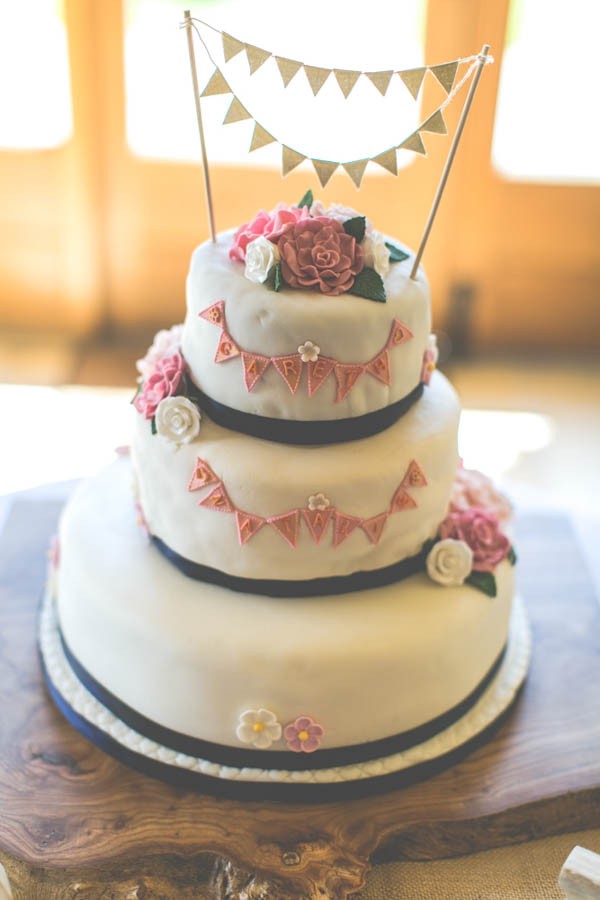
[{"xmin": 0, "ymin": 494, "xmax": 599, "ymax": 899}]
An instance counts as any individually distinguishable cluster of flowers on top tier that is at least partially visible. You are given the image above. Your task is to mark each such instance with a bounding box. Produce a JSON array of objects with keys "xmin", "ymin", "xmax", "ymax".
[
  {"xmin": 425, "ymin": 465, "xmax": 515, "ymax": 597},
  {"xmin": 229, "ymin": 190, "xmax": 409, "ymax": 302},
  {"xmin": 237, "ymin": 708, "xmax": 325, "ymax": 753}
]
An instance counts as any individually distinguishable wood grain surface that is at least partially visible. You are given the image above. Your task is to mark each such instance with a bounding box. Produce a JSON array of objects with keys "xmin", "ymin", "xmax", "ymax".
[{"xmin": 0, "ymin": 497, "xmax": 598, "ymax": 899}]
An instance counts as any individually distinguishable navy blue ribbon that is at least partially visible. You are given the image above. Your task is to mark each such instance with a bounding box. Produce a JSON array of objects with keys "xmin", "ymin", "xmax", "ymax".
[{"xmin": 189, "ymin": 381, "xmax": 424, "ymax": 445}]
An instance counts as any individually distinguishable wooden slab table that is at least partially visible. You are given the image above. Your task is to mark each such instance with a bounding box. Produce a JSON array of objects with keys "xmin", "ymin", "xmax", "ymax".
[{"xmin": 0, "ymin": 495, "xmax": 598, "ymax": 898}]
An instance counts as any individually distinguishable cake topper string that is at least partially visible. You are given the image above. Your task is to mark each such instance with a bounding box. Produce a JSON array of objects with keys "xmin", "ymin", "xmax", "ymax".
[{"xmin": 182, "ymin": 11, "xmax": 492, "ymax": 277}]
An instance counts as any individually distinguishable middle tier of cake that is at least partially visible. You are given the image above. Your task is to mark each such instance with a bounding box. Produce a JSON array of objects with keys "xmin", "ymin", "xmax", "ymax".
[{"xmin": 132, "ymin": 370, "xmax": 459, "ymax": 584}]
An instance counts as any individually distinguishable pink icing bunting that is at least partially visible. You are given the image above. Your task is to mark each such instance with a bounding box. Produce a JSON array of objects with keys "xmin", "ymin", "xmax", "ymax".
[
  {"xmin": 242, "ymin": 352, "xmax": 271, "ymax": 391},
  {"xmin": 387, "ymin": 319, "xmax": 414, "ymax": 348},
  {"xmin": 235, "ymin": 510, "xmax": 266, "ymax": 545},
  {"xmin": 199, "ymin": 301, "xmax": 226, "ymax": 328},
  {"xmin": 198, "ymin": 483, "xmax": 234, "ymax": 514},
  {"xmin": 361, "ymin": 513, "xmax": 388, "ymax": 544},
  {"xmin": 271, "ymin": 354, "xmax": 303, "ymax": 394},
  {"xmin": 402, "ymin": 459, "xmax": 428, "ymax": 489},
  {"xmin": 335, "ymin": 364, "xmax": 365, "ymax": 402},
  {"xmin": 389, "ymin": 486, "xmax": 418, "ymax": 514},
  {"xmin": 365, "ymin": 349, "xmax": 391, "ymax": 386},
  {"xmin": 307, "ymin": 356, "xmax": 336, "ymax": 397},
  {"xmin": 332, "ymin": 512, "xmax": 362, "ymax": 547},
  {"xmin": 302, "ymin": 507, "xmax": 335, "ymax": 544},
  {"xmin": 187, "ymin": 458, "xmax": 219, "ymax": 493},
  {"xmin": 268, "ymin": 510, "xmax": 300, "ymax": 548},
  {"xmin": 214, "ymin": 330, "xmax": 241, "ymax": 364}
]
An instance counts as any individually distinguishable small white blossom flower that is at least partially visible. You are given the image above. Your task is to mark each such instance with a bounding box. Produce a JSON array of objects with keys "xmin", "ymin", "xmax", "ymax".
[
  {"xmin": 426, "ymin": 538, "xmax": 473, "ymax": 587},
  {"xmin": 155, "ymin": 396, "xmax": 201, "ymax": 446},
  {"xmin": 428, "ymin": 333, "xmax": 439, "ymax": 364},
  {"xmin": 298, "ymin": 340, "xmax": 320, "ymax": 363},
  {"xmin": 362, "ymin": 231, "xmax": 391, "ymax": 278},
  {"xmin": 244, "ymin": 236, "xmax": 280, "ymax": 284},
  {"xmin": 136, "ymin": 324, "xmax": 183, "ymax": 380},
  {"xmin": 236, "ymin": 708, "xmax": 282, "ymax": 749},
  {"xmin": 308, "ymin": 492, "xmax": 330, "ymax": 511}
]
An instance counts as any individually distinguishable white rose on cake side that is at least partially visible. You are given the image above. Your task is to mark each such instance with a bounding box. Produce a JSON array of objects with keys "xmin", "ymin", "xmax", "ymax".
[
  {"xmin": 244, "ymin": 235, "xmax": 280, "ymax": 284},
  {"xmin": 362, "ymin": 231, "xmax": 391, "ymax": 278},
  {"xmin": 155, "ymin": 396, "xmax": 201, "ymax": 446},
  {"xmin": 426, "ymin": 538, "xmax": 473, "ymax": 587}
]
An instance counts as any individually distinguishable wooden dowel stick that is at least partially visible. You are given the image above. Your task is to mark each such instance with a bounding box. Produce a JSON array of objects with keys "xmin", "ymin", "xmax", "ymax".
[
  {"xmin": 184, "ymin": 10, "xmax": 216, "ymax": 242},
  {"xmin": 410, "ymin": 44, "xmax": 490, "ymax": 280}
]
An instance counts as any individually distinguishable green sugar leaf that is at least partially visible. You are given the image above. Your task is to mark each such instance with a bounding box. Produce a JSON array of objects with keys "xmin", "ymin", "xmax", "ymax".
[
  {"xmin": 508, "ymin": 546, "xmax": 517, "ymax": 566},
  {"xmin": 297, "ymin": 189, "xmax": 313, "ymax": 209},
  {"xmin": 343, "ymin": 216, "xmax": 366, "ymax": 243},
  {"xmin": 348, "ymin": 267, "xmax": 386, "ymax": 303},
  {"xmin": 466, "ymin": 570, "xmax": 497, "ymax": 598},
  {"xmin": 274, "ymin": 262, "xmax": 283, "ymax": 292},
  {"xmin": 385, "ymin": 241, "xmax": 410, "ymax": 263},
  {"xmin": 151, "ymin": 416, "xmax": 157, "ymax": 436}
]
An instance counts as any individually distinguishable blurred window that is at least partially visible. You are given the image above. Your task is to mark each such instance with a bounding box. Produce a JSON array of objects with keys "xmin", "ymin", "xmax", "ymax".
[
  {"xmin": 492, "ymin": 0, "xmax": 600, "ymax": 183},
  {"xmin": 0, "ymin": 0, "xmax": 72, "ymax": 150}
]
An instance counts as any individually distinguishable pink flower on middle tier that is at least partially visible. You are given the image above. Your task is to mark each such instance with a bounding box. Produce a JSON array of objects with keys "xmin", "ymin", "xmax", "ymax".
[
  {"xmin": 134, "ymin": 352, "xmax": 185, "ymax": 420},
  {"xmin": 284, "ymin": 716, "xmax": 324, "ymax": 753},
  {"xmin": 229, "ymin": 204, "xmax": 310, "ymax": 261},
  {"xmin": 277, "ymin": 218, "xmax": 364, "ymax": 296},
  {"xmin": 450, "ymin": 466, "xmax": 513, "ymax": 523},
  {"xmin": 439, "ymin": 507, "xmax": 510, "ymax": 573}
]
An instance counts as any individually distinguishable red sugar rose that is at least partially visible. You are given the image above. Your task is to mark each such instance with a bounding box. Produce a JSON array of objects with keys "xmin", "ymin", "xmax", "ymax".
[
  {"xmin": 439, "ymin": 507, "xmax": 510, "ymax": 573},
  {"xmin": 277, "ymin": 217, "xmax": 364, "ymax": 296}
]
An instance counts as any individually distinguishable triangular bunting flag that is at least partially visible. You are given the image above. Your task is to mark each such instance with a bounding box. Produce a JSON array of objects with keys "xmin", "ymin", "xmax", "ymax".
[
  {"xmin": 401, "ymin": 459, "xmax": 428, "ymax": 488},
  {"xmin": 304, "ymin": 65, "xmax": 331, "ymax": 96},
  {"xmin": 274, "ymin": 56, "xmax": 302, "ymax": 87},
  {"xmin": 389, "ymin": 486, "xmax": 418, "ymax": 514},
  {"xmin": 199, "ymin": 483, "xmax": 234, "ymax": 514},
  {"xmin": 366, "ymin": 70, "xmax": 393, "ymax": 96},
  {"xmin": 214, "ymin": 330, "xmax": 241, "ymax": 363},
  {"xmin": 333, "ymin": 512, "xmax": 362, "ymax": 548},
  {"xmin": 268, "ymin": 510, "xmax": 300, "ymax": 549},
  {"xmin": 242, "ymin": 352, "xmax": 271, "ymax": 391},
  {"xmin": 201, "ymin": 70, "xmax": 231, "ymax": 98},
  {"xmin": 343, "ymin": 159, "xmax": 369, "ymax": 189},
  {"xmin": 399, "ymin": 67, "xmax": 426, "ymax": 99},
  {"xmin": 272, "ymin": 355, "xmax": 303, "ymax": 394},
  {"xmin": 187, "ymin": 458, "xmax": 219, "ymax": 493},
  {"xmin": 312, "ymin": 159, "xmax": 338, "ymax": 188},
  {"xmin": 430, "ymin": 60, "xmax": 458, "ymax": 94},
  {"xmin": 223, "ymin": 97, "xmax": 251, "ymax": 125},
  {"xmin": 222, "ymin": 32, "xmax": 245, "ymax": 63},
  {"xmin": 420, "ymin": 109, "xmax": 447, "ymax": 135},
  {"xmin": 245, "ymin": 43, "xmax": 271, "ymax": 74},
  {"xmin": 335, "ymin": 364, "xmax": 365, "ymax": 402},
  {"xmin": 399, "ymin": 132, "xmax": 427, "ymax": 155},
  {"xmin": 307, "ymin": 357, "xmax": 335, "ymax": 397},
  {"xmin": 334, "ymin": 69, "xmax": 361, "ymax": 98},
  {"xmin": 366, "ymin": 349, "xmax": 391, "ymax": 385},
  {"xmin": 387, "ymin": 319, "xmax": 414, "ymax": 348},
  {"xmin": 199, "ymin": 300, "xmax": 225, "ymax": 327},
  {"xmin": 302, "ymin": 507, "xmax": 335, "ymax": 544},
  {"xmin": 361, "ymin": 513, "xmax": 388, "ymax": 545},
  {"xmin": 235, "ymin": 510, "xmax": 265, "ymax": 545},
  {"xmin": 282, "ymin": 146, "xmax": 306, "ymax": 176},
  {"xmin": 372, "ymin": 148, "xmax": 398, "ymax": 176},
  {"xmin": 250, "ymin": 122, "xmax": 276, "ymax": 152}
]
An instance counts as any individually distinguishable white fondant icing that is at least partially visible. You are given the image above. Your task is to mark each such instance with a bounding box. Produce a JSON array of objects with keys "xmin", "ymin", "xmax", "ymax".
[
  {"xmin": 55, "ymin": 458, "xmax": 516, "ymax": 751},
  {"xmin": 131, "ymin": 372, "xmax": 460, "ymax": 580},
  {"xmin": 181, "ymin": 230, "xmax": 431, "ymax": 421}
]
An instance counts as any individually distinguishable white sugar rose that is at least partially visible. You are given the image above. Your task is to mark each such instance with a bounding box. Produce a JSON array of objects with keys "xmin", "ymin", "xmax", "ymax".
[
  {"xmin": 362, "ymin": 231, "xmax": 391, "ymax": 278},
  {"xmin": 236, "ymin": 708, "xmax": 282, "ymax": 749},
  {"xmin": 426, "ymin": 538, "xmax": 473, "ymax": 587},
  {"xmin": 244, "ymin": 235, "xmax": 280, "ymax": 284},
  {"xmin": 155, "ymin": 396, "xmax": 201, "ymax": 445}
]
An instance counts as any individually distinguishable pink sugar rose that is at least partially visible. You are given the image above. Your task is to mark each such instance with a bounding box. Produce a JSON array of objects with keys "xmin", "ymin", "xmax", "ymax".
[
  {"xmin": 284, "ymin": 715, "xmax": 324, "ymax": 753},
  {"xmin": 133, "ymin": 352, "xmax": 185, "ymax": 420},
  {"xmin": 229, "ymin": 204, "xmax": 310, "ymax": 261},
  {"xmin": 450, "ymin": 467, "xmax": 512, "ymax": 523},
  {"xmin": 277, "ymin": 217, "xmax": 364, "ymax": 296},
  {"xmin": 439, "ymin": 508, "xmax": 510, "ymax": 573}
]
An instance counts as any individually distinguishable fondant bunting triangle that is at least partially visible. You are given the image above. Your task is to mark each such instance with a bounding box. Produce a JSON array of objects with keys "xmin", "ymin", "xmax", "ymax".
[
  {"xmin": 304, "ymin": 65, "xmax": 331, "ymax": 95},
  {"xmin": 223, "ymin": 97, "xmax": 251, "ymax": 125},
  {"xmin": 201, "ymin": 70, "xmax": 231, "ymax": 98},
  {"xmin": 245, "ymin": 44, "xmax": 271, "ymax": 74},
  {"xmin": 235, "ymin": 510, "xmax": 266, "ymax": 545},
  {"xmin": 222, "ymin": 32, "xmax": 245, "ymax": 63},
  {"xmin": 302, "ymin": 507, "xmax": 335, "ymax": 544},
  {"xmin": 361, "ymin": 513, "xmax": 388, "ymax": 544},
  {"xmin": 199, "ymin": 483, "xmax": 234, "ymax": 514},
  {"xmin": 272, "ymin": 355, "xmax": 303, "ymax": 394},
  {"xmin": 387, "ymin": 319, "xmax": 414, "ymax": 348},
  {"xmin": 335, "ymin": 364, "xmax": 365, "ymax": 402},
  {"xmin": 365, "ymin": 349, "xmax": 391, "ymax": 385},
  {"xmin": 199, "ymin": 301, "xmax": 225, "ymax": 327},
  {"xmin": 307, "ymin": 357, "xmax": 336, "ymax": 397},
  {"xmin": 399, "ymin": 67, "xmax": 426, "ymax": 99},
  {"xmin": 282, "ymin": 146, "xmax": 306, "ymax": 176},
  {"xmin": 187, "ymin": 458, "xmax": 219, "ymax": 493},
  {"xmin": 312, "ymin": 159, "xmax": 338, "ymax": 188},
  {"xmin": 372, "ymin": 148, "xmax": 398, "ymax": 176},
  {"xmin": 214, "ymin": 330, "xmax": 241, "ymax": 363},
  {"xmin": 430, "ymin": 60, "xmax": 458, "ymax": 94},
  {"xmin": 242, "ymin": 352, "xmax": 271, "ymax": 391},
  {"xmin": 334, "ymin": 69, "xmax": 361, "ymax": 98},
  {"xmin": 268, "ymin": 510, "xmax": 300, "ymax": 548},
  {"xmin": 401, "ymin": 459, "xmax": 428, "ymax": 488},
  {"xmin": 333, "ymin": 512, "xmax": 362, "ymax": 548},
  {"xmin": 420, "ymin": 109, "xmax": 447, "ymax": 135},
  {"xmin": 274, "ymin": 56, "xmax": 302, "ymax": 87},
  {"xmin": 249, "ymin": 122, "xmax": 276, "ymax": 152},
  {"xmin": 343, "ymin": 159, "xmax": 369, "ymax": 189},
  {"xmin": 389, "ymin": 486, "xmax": 418, "ymax": 514},
  {"xmin": 399, "ymin": 132, "xmax": 427, "ymax": 155},
  {"xmin": 366, "ymin": 70, "xmax": 394, "ymax": 96}
]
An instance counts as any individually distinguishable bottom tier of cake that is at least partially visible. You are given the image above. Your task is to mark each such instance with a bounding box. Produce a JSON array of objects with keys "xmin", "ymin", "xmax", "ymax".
[{"xmin": 43, "ymin": 457, "xmax": 530, "ymax": 798}]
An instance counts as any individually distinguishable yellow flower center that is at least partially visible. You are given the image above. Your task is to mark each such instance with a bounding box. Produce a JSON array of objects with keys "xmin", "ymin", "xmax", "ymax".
[
  {"xmin": 298, "ymin": 729, "xmax": 309, "ymax": 742},
  {"xmin": 252, "ymin": 722, "xmax": 265, "ymax": 733}
]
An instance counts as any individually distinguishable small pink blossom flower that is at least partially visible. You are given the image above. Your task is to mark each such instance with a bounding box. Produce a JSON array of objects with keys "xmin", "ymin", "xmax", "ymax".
[
  {"xmin": 134, "ymin": 500, "xmax": 150, "ymax": 536},
  {"xmin": 450, "ymin": 467, "xmax": 512, "ymax": 523},
  {"xmin": 439, "ymin": 507, "xmax": 510, "ymax": 573},
  {"xmin": 48, "ymin": 535, "xmax": 60, "ymax": 571},
  {"xmin": 230, "ymin": 204, "xmax": 310, "ymax": 261},
  {"xmin": 133, "ymin": 353, "xmax": 185, "ymax": 420},
  {"xmin": 284, "ymin": 716, "xmax": 324, "ymax": 753}
]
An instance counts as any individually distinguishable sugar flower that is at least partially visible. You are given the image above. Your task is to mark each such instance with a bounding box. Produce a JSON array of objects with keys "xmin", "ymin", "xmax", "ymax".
[
  {"xmin": 244, "ymin": 235, "xmax": 280, "ymax": 284},
  {"xmin": 362, "ymin": 231, "xmax": 391, "ymax": 278},
  {"xmin": 133, "ymin": 353, "xmax": 185, "ymax": 420},
  {"xmin": 439, "ymin": 507, "xmax": 511, "ymax": 573},
  {"xmin": 449, "ymin": 466, "xmax": 512, "ymax": 523},
  {"xmin": 284, "ymin": 715, "xmax": 324, "ymax": 753},
  {"xmin": 426, "ymin": 538, "xmax": 473, "ymax": 587},
  {"xmin": 155, "ymin": 396, "xmax": 201, "ymax": 446},
  {"xmin": 230, "ymin": 203, "xmax": 310, "ymax": 262},
  {"xmin": 277, "ymin": 218, "xmax": 364, "ymax": 296},
  {"xmin": 236, "ymin": 708, "xmax": 282, "ymax": 749},
  {"xmin": 136, "ymin": 324, "xmax": 183, "ymax": 380},
  {"xmin": 308, "ymin": 492, "xmax": 330, "ymax": 511},
  {"xmin": 298, "ymin": 340, "xmax": 320, "ymax": 363}
]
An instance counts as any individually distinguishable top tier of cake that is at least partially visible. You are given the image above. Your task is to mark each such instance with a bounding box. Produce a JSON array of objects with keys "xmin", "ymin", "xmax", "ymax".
[{"xmin": 181, "ymin": 215, "xmax": 431, "ymax": 424}]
